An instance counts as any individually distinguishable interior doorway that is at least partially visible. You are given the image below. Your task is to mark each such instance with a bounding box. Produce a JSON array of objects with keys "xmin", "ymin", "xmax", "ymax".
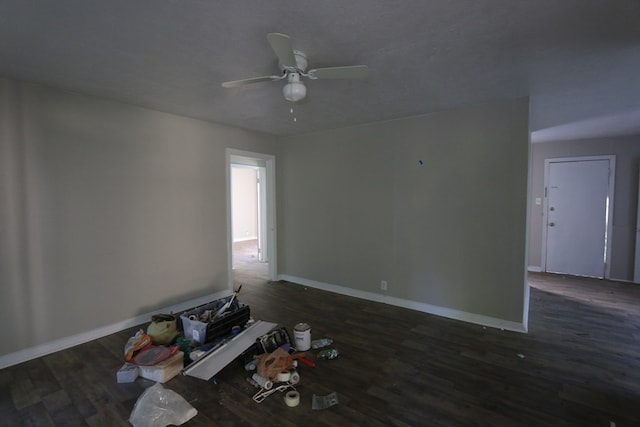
[
  {"xmin": 226, "ymin": 149, "xmax": 276, "ymax": 287},
  {"xmin": 541, "ymin": 156, "xmax": 615, "ymax": 278}
]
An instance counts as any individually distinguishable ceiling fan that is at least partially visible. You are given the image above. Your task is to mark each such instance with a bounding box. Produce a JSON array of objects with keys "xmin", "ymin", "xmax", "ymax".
[{"xmin": 221, "ymin": 33, "xmax": 369, "ymax": 103}]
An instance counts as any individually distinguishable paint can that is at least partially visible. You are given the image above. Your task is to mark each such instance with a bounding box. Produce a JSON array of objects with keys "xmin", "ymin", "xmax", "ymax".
[{"xmin": 293, "ymin": 322, "xmax": 311, "ymax": 351}]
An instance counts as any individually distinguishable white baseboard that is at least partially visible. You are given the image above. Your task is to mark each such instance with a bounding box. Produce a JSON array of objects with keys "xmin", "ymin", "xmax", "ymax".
[
  {"xmin": 0, "ymin": 289, "xmax": 231, "ymax": 370},
  {"xmin": 522, "ymin": 282, "xmax": 530, "ymax": 333},
  {"xmin": 278, "ymin": 275, "xmax": 527, "ymax": 333},
  {"xmin": 527, "ymin": 266, "xmax": 542, "ymax": 272}
]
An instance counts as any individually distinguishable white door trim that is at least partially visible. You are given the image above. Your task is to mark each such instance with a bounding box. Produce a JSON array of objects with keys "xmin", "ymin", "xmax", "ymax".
[
  {"xmin": 226, "ymin": 149, "xmax": 277, "ymax": 287},
  {"xmin": 256, "ymin": 166, "xmax": 268, "ymax": 263},
  {"xmin": 541, "ymin": 155, "xmax": 615, "ymax": 279}
]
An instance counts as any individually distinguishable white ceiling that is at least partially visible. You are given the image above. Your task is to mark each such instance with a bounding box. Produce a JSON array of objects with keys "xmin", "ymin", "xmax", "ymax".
[{"xmin": 1, "ymin": 0, "xmax": 639, "ymax": 139}]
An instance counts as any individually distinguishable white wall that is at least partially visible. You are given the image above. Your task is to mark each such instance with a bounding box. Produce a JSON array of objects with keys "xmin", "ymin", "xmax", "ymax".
[
  {"xmin": 0, "ymin": 78, "xmax": 276, "ymax": 359},
  {"xmin": 0, "ymin": 77, "xmax": 530, "ymax": 363},
  {"xmin": 528, "ymin": 135, "xmax": 640, "ymax": 280},
  {"xmin": 231, "ymin": 167, "xmax": 258, "ymax": 241},
  {"xmin": 277, "ymin": 98, "xmax": 530, "ymax": 326}
]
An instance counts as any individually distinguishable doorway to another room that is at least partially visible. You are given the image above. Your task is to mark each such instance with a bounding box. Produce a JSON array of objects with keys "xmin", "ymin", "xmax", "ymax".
[
  {"xmin": 227, "ymin": 150, "xmax": 276, "ymax": 286},
  {"xmin": 541, "ymin": 155, "xmax": 615, "ymax": 279}
]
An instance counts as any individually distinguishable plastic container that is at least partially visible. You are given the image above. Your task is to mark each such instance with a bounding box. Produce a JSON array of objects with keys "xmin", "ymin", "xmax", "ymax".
[
  {"xmin": 293, "ymin": 323, "xmax": 311, "ymax": 351},
  {"xmin": 311, "ymin": 338, "xmax": 333, "ymax": 349},
  {"xmin": 137, "ymin": 351, "xmax": 184, "ymax": 383},
  {"xmin": 180, "ymin": 297, "xmax": 250, "ymax": 344},
  {"xmin": 317, "ymin": 348, "xmax": 339, "ymax": 360},
  {"xmin": 117, "ymin": 364, "xmax": 139, "ymax": 383}
]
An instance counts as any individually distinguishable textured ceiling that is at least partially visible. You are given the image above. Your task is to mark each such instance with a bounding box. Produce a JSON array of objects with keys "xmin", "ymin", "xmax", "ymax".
[{"xmin": 1, "ymin": 0, "xmax": 639, "ymax": 139}]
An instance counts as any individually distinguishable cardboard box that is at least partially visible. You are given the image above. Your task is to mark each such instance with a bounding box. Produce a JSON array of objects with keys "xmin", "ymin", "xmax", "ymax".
[{"xmin": 137, "ymin": 351, "xmax": 184, "ymax": 383}]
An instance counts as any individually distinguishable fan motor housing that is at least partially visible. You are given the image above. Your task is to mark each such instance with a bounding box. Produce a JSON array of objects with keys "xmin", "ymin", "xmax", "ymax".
[{"xmin": 280, "ymin": 50, "xmax": 308, "ymax": 73}]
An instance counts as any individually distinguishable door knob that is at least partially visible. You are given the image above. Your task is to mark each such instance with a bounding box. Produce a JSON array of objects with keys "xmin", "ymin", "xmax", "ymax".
[{"xmin": 549, "ymin": 222, "xmax": 555, "ymax": 227}]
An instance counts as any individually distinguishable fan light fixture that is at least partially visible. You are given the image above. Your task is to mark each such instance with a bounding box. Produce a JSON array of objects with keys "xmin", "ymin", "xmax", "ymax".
[
  {"xmin": 221, "ymin": 33, "xmax": 369, "ymax": 105},
  {"xmin": 282, "ymin": 73, "xmax": 306, "ymax": 102}
]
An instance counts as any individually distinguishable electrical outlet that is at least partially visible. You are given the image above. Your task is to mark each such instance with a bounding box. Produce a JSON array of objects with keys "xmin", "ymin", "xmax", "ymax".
[{"xmin": 380, "ymin": 280, "xmax": 388, "ymax": 291}]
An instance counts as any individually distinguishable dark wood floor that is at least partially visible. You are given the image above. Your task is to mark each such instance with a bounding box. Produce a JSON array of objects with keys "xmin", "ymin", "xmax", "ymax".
[{"xmin": 2, "ymin": 263, "xmax": 640, "ymax": 425}]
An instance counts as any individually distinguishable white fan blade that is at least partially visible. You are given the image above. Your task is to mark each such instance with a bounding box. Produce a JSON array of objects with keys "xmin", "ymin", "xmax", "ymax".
[
  {"xmin": 267, "ymin": 33, "xmax": 297, "ymax": 68},
  {"xmin": 221, "ymin": 75, "xmax": 283, "ymax": 88},
  {"xmin": 307, "ymin": 65, "xmax": 369, "ymax": 80}
]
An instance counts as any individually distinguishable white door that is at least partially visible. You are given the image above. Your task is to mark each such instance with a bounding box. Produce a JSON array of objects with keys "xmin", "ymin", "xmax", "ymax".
[{"xmin": 544, "ymin": 158, "xmax": 612, "ymax": 278}]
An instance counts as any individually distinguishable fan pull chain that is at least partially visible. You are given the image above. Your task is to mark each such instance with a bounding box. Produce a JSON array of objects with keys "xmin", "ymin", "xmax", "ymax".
[{"xmin": 290, "ymin": 103, "xmax": 297, "ymax": 122}]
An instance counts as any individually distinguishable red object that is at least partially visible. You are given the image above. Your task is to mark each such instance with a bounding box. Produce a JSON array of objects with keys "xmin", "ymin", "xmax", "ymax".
[
  {"xmin": 131, "ymin": 345, "xmax": 179, "ymax": 366},
  {"xmin": 298, "ymin": 357, "xmax": 316, "ymax": 368}
]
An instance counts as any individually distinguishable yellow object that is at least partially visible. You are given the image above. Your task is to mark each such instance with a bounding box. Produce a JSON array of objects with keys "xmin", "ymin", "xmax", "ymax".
[{"xmin": 147, "ymin": 314, "xmax": 180, "ymax": 345}]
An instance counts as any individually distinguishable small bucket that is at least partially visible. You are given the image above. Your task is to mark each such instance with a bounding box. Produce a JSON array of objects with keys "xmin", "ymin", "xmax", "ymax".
[{"xmin": 293, "ymin": 323, "xmax": 311, "ymax": 351}]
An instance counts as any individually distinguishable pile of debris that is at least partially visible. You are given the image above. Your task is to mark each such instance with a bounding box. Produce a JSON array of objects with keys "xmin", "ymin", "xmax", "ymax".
[{"xmin": 120, "ymin": 286, "xmax": 341, "ymax": 425}]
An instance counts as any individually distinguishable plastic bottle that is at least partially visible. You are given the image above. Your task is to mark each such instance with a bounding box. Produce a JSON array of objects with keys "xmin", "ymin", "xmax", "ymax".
[
  {"xmin": 316, "ymin": 348, "xmax": 339, "ymax": 360},
  {"xmin": 311, "ymin": 338, "xmax": 333, "ymax": 349}
]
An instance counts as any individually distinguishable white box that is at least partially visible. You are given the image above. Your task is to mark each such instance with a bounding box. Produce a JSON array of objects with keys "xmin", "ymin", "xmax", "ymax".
[
  {"xmin": 137, "ymin": 351, "xmax": 184, "ymax": 383},
  {"xmin": 117, "ymin": 364, "xmax": 139, "ymax": 383}
]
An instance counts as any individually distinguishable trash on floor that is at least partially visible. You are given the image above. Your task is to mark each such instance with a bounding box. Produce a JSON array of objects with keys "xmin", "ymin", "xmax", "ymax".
[
  {"xmin": 119, "ymin": 285, "xmax": 262, "ymax": 385},
  {"xmin": 255, "ymin": 347, "xmax": 293, "ymax": 380},
  {"xmin": 119, "ymin": 301, "xmax": 343, "ymax": 414},
  {"xmin": 181, "ymin": 320, "xmax": 277, "ymax": 380},
  {"xmin": 129, "ymin": 382, "xmax": 197, "ymax": 427},
  {"xmin": 137, "ymin": 351, "xmax": 185, "ymax": 383},
  {"xmin": 180, "ymin": 286, "xmax": 249, "ymax": 344},
  {"xmin": 124, "ymin": 330, "xmax": 152, "ymax": 362},
  {"xmin": 311, "ymin": 338, "xmax": 333, "ymax": 349},
  {"xmin": 146, "ymin": 314, "xmax": 180, "ymax": 345},
  {"xmin": 131, "ymin": 345, "xmax": 180, "ymax": 366},
  {"xmin": 252, "ymin": 381, "xmax": 297, "ymax": 404},
  {"xmin": 116, "ymin": 364, "xmax": 139, "ymax": 383},
  {"xmin": 312, "ymin": 392, "xmax": 339, "ymax": 410},
  {"xmin": 284, "ymin": 390, "xmax": 300, "ymax": 407},
  {"xmin": 240, "ymin": 322, "xmax": 342, "ymax": 407},
  {"xmin": 293, "ymin": 322, "xmax": 311, "ymax": 351},
  {"xmin": 317, "ymin": 348, "xmax": 339, "ymax": 360}
]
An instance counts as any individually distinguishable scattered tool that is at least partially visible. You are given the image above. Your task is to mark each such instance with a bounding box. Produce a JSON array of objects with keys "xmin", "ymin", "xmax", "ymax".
[
  {"xmin": 212, "ymin": 285, "xmax": 242, "ymax": 320},
  {"xmin": 297, "ymin": 356, "xmax": 316, "ymax": 368}
]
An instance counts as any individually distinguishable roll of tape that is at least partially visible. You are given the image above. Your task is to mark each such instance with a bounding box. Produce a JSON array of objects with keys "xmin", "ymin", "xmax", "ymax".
[
  {"xmin": 252, "ymin": 373, "xmax": 273, "ymax": 390},
  {"xmin": 289, "ymin": 371, "xmax": 300, "ymax": 384},
  {"xmin": 284, "ymin": 390, "xmax": 300, "ymax": 407},
  {"xmin": 276, "ymin": 371, "xmax": 291, "ymax": 382}
]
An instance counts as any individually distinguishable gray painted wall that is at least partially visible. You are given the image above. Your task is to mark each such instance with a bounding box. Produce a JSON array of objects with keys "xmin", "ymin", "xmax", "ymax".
[
  {"xmin": 277, "ymin": 98, "xmax": 530, "ymax": 323},
  {"xmin": 0, "ymin": 78, "xmax": 276, "ymax": 357},
  {"xmin": 528, "ymin": 135, "xmax": 640, "ymax": 281}
]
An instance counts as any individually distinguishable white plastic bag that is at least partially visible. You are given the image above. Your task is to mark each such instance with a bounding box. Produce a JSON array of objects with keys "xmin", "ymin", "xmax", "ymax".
[{"xmin": 129, "ymin": 383, "xmax": 198, "ymax": 427}]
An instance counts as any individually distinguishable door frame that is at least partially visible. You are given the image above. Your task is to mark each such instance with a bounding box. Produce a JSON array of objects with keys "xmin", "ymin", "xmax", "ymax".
[
  {"xmin": 541, "ymin": 155, "xmax": 615, "ymax": 279},
  {"xmin": 226, "ymin": 149, "xmax": 277, "ymax": 287}
]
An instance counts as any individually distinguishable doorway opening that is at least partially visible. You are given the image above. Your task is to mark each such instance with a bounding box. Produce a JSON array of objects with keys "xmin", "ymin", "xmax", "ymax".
[
  {"xmin": 226, "ymin": 149, "xmax": 276, "ymax": 287},
  {"xmin": 541, "ymin": 155, "xmax": 615, "ymax": 279}
]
